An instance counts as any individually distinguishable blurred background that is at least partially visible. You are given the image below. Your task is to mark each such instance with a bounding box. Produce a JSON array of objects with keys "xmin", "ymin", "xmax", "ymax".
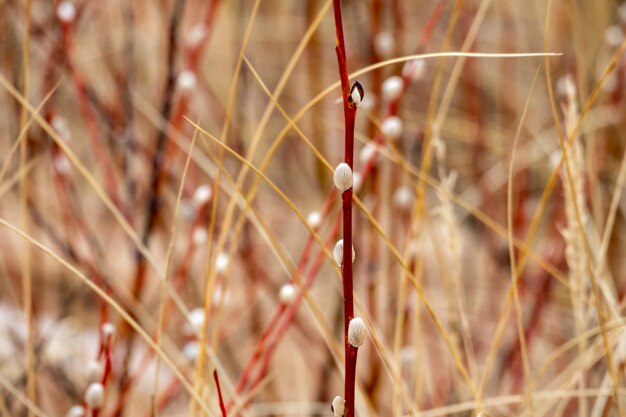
[{"xmin": 1, "ymin": 0, "xmax": 626, "ymax": 416}]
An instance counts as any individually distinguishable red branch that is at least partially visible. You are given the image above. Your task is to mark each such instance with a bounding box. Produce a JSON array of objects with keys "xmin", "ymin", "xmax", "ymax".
[
  {"xmin": 332, "ymin": 1, "xmax": 359, "ymax": 416},
  {"xmin": 214, "ymin": 370, "xmax": 228, "ymax": 417}
]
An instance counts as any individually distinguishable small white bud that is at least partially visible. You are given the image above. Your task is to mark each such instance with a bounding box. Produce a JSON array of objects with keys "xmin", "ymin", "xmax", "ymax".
[
  {"xmin": 331, "ymin": 395, "xmax": 346, "ymax": 417},
  {"xmin": 359, "ymin": 142, "xmax": 380, "ymax": 166},
  {"xmin": 192, "ymin": 184, "xmax": 212, "ymax": 208},
  {"xmin": 84, "ymin": 382, "xmax": 104, "ymax": 409},
  {"xmin": 177, "ymin": 70, "xmax": 197, "ymax": 92},
  {"xmin": 349, "ymin": 81, "xmax": 364, "ymax": 107},
  {"xmin": 57, "ymin": 1, "xmax": 76, "ymax": 23},
  {"xmin": 307, "ymin": 211, "xmax": 322, "ymax": 228},
  {"xmin": 192, "ymin": 227, "xmax": 208, "ymax": 246},
  {"xmin": 333, "ymin": 163, "xmax": 353, "ymax": 192},
  {"xmin": 101, "ymin": 322, "xmax": 116, "ymax": 338},
  {"xmin": 374, "ymin": 31, "xmax": 395, "ymax": 59},
  {"xmin": 187, "ymin": 307, "xmax": 205, "ymax": 334},
  {"xmin": 215, "ymin": 252, "xmax": 229, "ymax": 273},
  {"xmin": 605, "ymin": 25, "xmax": 624, "ymax": 47},
  {"xmin": 51, "ymin": 115, "xmax": 71, "ymax": 142},
  {"xmin": 65, "ymin": 405, "xmax": 85, "ymax": 417},
  {"xmin": 380, "ymin": 116, "xmax": 403, "ymax": 141},
  {"xmin": 278, "ymin": 284, "xmax": 297, "ymax": 304},
  {"xmin": 382, "ymin": 76, "xmax": 404, "ymax": 102},
  {"xmin": 186, "ymin": 24, "xmax": 208, "ymax": 49},
  {"xmin": 333, "ymin": 239, "xmax": 355, "ymax": 266},
  {"xmin": 54, "ymin": 154, "xmax": 72, "ymax": 175},
  {"xmin": 85, "ymin": 360, "xmax": 103, "ymax": 383},
  {"xmin": 348, "ymin": 317, "xmax": 366, "ymax": 348},
  {"xmin": 183, "ymin": 341, "xmax": 200, "ymax": 361},
  {"xmin": 402, "ymin": 59, "xmax": 426, "ymax": 81},
  {"xmin": 393, "ymin": 185, "xmax": 414, "ymax": 212}
]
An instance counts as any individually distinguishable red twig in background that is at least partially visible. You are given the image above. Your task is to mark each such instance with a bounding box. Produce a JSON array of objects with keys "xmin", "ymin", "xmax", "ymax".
[{"xmin": 214, "ymin": 370, "xmax": 228, "ymax": 417}]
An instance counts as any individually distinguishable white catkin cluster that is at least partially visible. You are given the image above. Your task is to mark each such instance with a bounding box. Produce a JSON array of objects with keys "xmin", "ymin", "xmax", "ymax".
[
  {"xmin": 333, "ymin": 163, "xmax": 353, "ymax": 192},
  {"xmin": 402, "ymin": 59, "xmax": 426, "ymax": 82},
  {"xmin": 307, "ymin": 211, "xmax": 321, "ymax": 228},
  {"xmin": 177, "ymin": 70, "xmax": 198, "ymax": 92},
  {"xmin": 278, "ymin": 284, "xmax": 297, "ymax": 304},
  {"xmin": 348, "ymin": 317, "xmax": 366, "ymax": 348},
  {"xmin": 374, "ymin": 31, "xmax": 394, "ymax": 59},
  {"xmin": 333, "ymin": 239, "xmax": 355, "ymax": 266},
  {"xmin": 65, "ymin": 405, "xmax": 85, "ymax": 417},
  {"xmin": 382, "ymin": 76, "xmax": 404, "ymax": 102},
  {"xmin": 85, "ymin": 383, "xmax": 104, "ymax": 409},
  {"xmin": 332, "ymin": 395, "xmax": 346, "ymax": 417},
  {"xmin": 57, "ymin": 1, "xmax": 76, "ymax": 23},
  {"xmin": 192, "ymin": 184, "xmax": 212, "ymax": 208},
  {"xmin": 101, "ymin": 322, "xmax": 116, "ymax": 338},
  {"xmin": 380, "ymin": 116, "xmax": 403, "ymax": 141}
]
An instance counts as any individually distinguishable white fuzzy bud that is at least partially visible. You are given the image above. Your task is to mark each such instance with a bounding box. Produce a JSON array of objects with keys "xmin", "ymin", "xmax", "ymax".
[
  {"xmin": 187, "ymin": 307, "xmax": 205, "ymax": 334},
  {"xmin": 192, "ymin": 184, "xmax": 212, "ymax": 208},
  {"xmin": 333, "ymin": 163, "xmax": 353, "ymax": 192},
  {"xmin": 54, "ymin": 154, "xmax": 72, "ymax": 175},
  {"xmin": 101, "ymin": 322, "xmax": 115, "ymax": 338},
  {"xmin": 278, "ymin": 284, "xmax": 297, "ymax": 304},
  {"xmin": 605, "ymin": 25, "xmax": 624, "ymax": 47},
  {"xmin": 51, "ymin": 115, "xmax": 71, "ymax": 142},
  {"xmin": 84, "ymin": 383, "xmax": 104, "ymax": 409},
  {"xmin": 307, "ymin": 211, "xmax": 321, "ymax": 228},
  {"xmin": 432, "ymin": 135, "xmax": 446, "ymax": 162},
  {"xmin": 382, "ymin": 76, "xmax": 404, "ymax": 102},
  {"xmin": 57, "ymin": 1, "xmax": 76, "ymax": 23},
  {"xmin": 183, "ymin": 341, "xmax": 200, "ymax": 361},
  {"xmin": 402, "ymin": 59, "xmax": 426, "ymax": 81},
  {"xmin": 374, "ymin": 31, "xmax": 395, "ymax": 59},
  {"xmin": 349, "ymin": 82, "xmax": 364, "ymax": 107},
  {"xmin": 359, "ymin": 142, "xmax": 380, "ymax": 166},
  {"xmin": 186, "ymin": 24, "xmax": 208, "ymax": 49},
  {"xmin": 85, "ymin": 360, "xmax": 103, "ymax": 383},
  {"xmin": 333, "ymin": 239, "xmax": 355, "ymax": 266},
  {"xmin": 380, "ymin": 116, "xmax": 403, "ymax": 141},
  {"xmin": 192, "ymin": 227, "xmax": 208, "ymax": 246},
  {"xmin": 332, "ymin": 395, "xmax": 346, "ymax": 417},
  {"xmin": 65, "ymin": 405, "xmax": 85, "ymax": 417},
  {"xmin": 393, "ymin": 185, "xmax": 414, "ymax": 212},
  {"xmin": 215, "ymin": 252, "xmax": 229, "ymax": 273},
  {"xmin": 348, "ymin": 317, "xmax": 366, "ymax": 348},
  {"xmin": 177, "ymin": 70, "xmax": 197, "ymax": 92}
]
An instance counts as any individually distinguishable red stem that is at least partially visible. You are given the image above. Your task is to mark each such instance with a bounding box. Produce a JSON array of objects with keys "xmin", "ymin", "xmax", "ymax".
[
  {"xmin": 331, "ymin": 1, "xmax": 359, "ymax": 416},
  {"xmin": 214, "ymin": 370, "xmax": 228, "ymax": 417}
]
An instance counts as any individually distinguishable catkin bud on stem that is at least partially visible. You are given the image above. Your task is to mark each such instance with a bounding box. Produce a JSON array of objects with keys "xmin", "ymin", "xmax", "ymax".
[
  {"xmin": 381, "ymin": 116, "xmax": 403, "ymax": 141},
  {"xmin": 331, "ymin": 395, "xmax": 346, "ymax": 417},
  {"xmin": 382, "ymin": 76, "xmax": 404, "ymax": 102},
  {"xmin": 333, "ymin": 163, "xmax": 353, "ymax": 192},
  {"xmin": 85, "ymin": 382, "xmax": 104, "ymax": 410},
  {"xmin": 333, "ymin": 239, "xmax": 355, "ymax": 266},
  {"xmin": 66, "ymin": 405, "xmax": 85, "ymax": 417},
  {"xmin": 279, "ymin": 284, "xmax": 297, "ymax": 304},
  {"xmin": 348, "ymin": 317, "xmax": 366, "ymax": 348}
]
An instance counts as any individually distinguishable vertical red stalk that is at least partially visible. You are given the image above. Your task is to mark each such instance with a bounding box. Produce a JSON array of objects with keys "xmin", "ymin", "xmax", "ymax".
[
  {"xmin": 331, "ymin": 1, "xmax": 358, "ymax": 416},
  {"xmin": 214, "ymin": 370, "xmax": 228, "ymax": 417}
]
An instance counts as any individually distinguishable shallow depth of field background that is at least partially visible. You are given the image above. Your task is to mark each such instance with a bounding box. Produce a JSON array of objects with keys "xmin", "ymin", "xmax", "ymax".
[{"xmin": 1, "ymin": 1, "xmax": 626, "ymax": 416}]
